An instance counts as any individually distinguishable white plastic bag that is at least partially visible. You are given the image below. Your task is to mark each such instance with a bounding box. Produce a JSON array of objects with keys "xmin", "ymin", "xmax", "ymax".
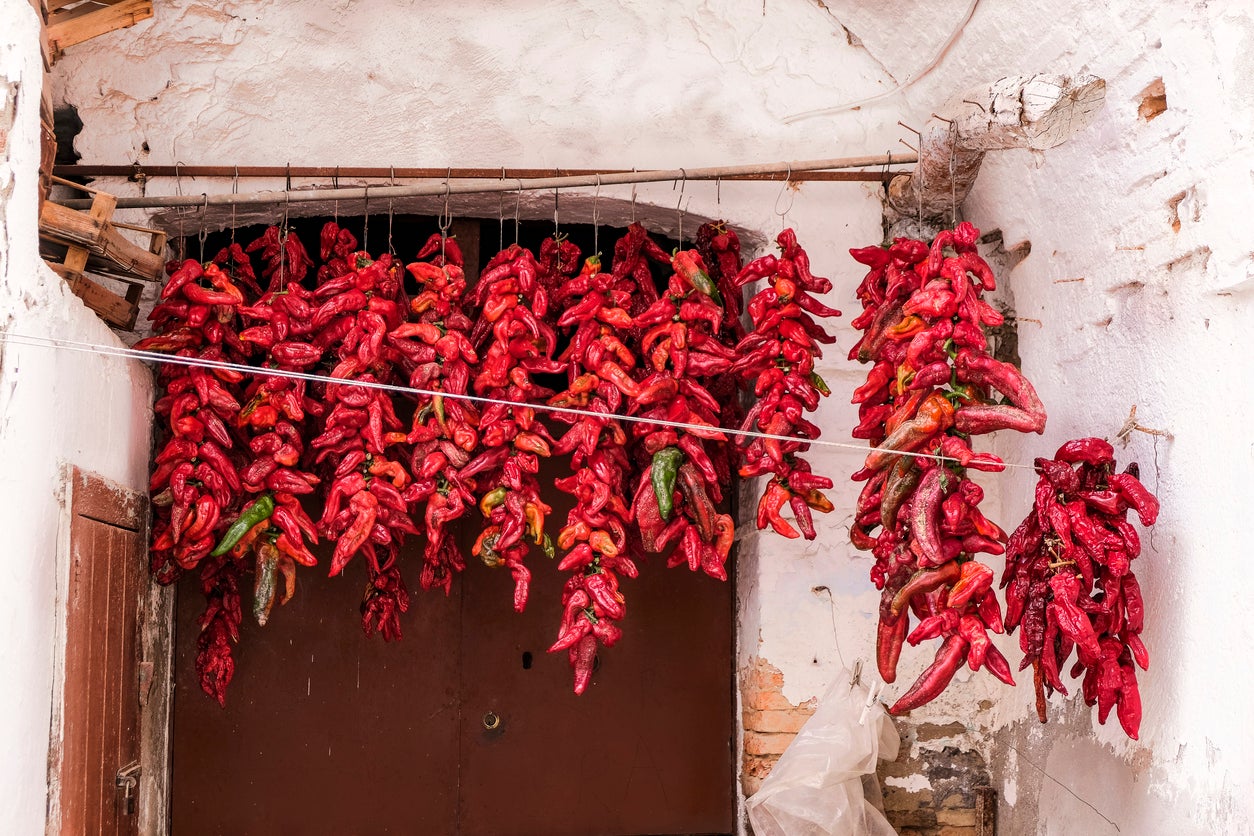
[{"xmin": 745, "ymin": 672, "xmax": 900, "ymax": 836}]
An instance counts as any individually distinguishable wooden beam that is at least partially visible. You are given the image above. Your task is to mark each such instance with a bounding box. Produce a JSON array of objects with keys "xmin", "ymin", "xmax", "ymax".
[
  {"xmin": 40, "ymin": 198, "xmax": 165, "ymax": 280},
  {"xmin": 886, "ymin": 73, "xmax": 1106, "ymax": 228},
  {"xmin": 60, "ymin": 190, "xmax": 116, "ymax": 279},
  {"xmin": 47, "ymin": 0, "xmax": 152, "ymax": 55}
]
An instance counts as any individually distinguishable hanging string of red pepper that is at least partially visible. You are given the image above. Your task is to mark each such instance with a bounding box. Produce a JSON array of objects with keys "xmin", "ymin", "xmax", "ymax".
[
  {"xmin": 731, "ymin": 229, "xmax": 842, "ymax": 539},
  {"xmin": 392, "ymin": 234, "xmax": 480, "ymax": 596},
  {"xmin": 1002, "ymin": 438, "xmax": 1158, "ymax": 739},
  {"xmin": 847, "ymin": 222, "xmax": 1046, "ymax": 714}
]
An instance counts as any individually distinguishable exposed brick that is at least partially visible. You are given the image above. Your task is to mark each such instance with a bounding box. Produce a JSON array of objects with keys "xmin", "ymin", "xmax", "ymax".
[
  {"xmin": 891, "ymin": 808, "xmax": 938, "ymax": 828},
  {"xmin": 936, "ymin": 807, "xmax": 979, "ymax": 827},
  {"xmin": 883, "ymin": 785, "xmax": 935, "ymax": 810},
  {"xmin": 916, "ymin": 722, "xmax": 967, "ymax": 742},
  {"xmin": 936, "ymin": 827, "xmax": 978, "ymax": 836},
  {"xmin": 743, "ymin": 708, "xmax": 813, "ymax": 734},
  {"xmin": 743, "ymin": 731, "xmax": 793, "ymax": 756},
  {"xmin": 744, "ymin": 688, "xmax": 797, "ymax": 711}
]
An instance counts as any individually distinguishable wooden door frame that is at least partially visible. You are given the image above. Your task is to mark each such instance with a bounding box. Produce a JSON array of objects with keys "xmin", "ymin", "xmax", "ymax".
[{"xmin": 47, "ymin": 464, "xmax": 174, "ymax": 836}]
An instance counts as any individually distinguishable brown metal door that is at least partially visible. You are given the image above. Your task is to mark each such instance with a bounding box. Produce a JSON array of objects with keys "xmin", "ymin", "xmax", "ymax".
[
  {"xmin": 457, "ymin": 465, "xmax": 735, "ymax": 836},
  {"xmin": 170, "ymin": 553, "xmax": 462, "ymax": 834},
  {"xmin": 171, "ymin": 490, "xmax": 734, "ymax": 835},
  {"xmin": 58, "ymin": 472, "xmax": 147, "ymax": 835}
]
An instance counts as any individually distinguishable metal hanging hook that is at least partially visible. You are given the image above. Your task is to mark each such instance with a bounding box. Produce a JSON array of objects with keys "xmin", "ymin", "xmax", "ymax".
[
  {"xmin": 514, "ymin": 179, "xmax": 523, "ymax": 245},
  {"xmin": 174, "ymin": 161, "xmax": 186, "ymax": 259},
  {"xmin": 333, "ymin": 165, "xmax": 340, "ymax": 223},
  {"xmin": 592, "ymin": 174, "xmax": 601, "ymax": 256},
  {"xmin": 898, "ymin": 121, "xmax": 925, "ymax": 220},
  {"xmin": 439, "ymin": 167, "xmax": 452, "ymax": 262},
  {"xmin": 553, "ymin": 182, "xmax": 560, "ymax": 239},
  {"xmin": 498, "ymin": 167, "xmax": 507, "ymax": 251},
  {"xmin": 230, "ymin": 166, "xmax": 239, "ymax": 247},
  {"xmin": 676, "ymin": 171, "xmax": 687, "ymax": 243},
  {"xmin": 947, "ymin": 122, "xmax": 958, "ymax": 227},
  {"xmin": 774, "ymin": 164, "xmax": 794, "ymax": 231},
  {"xmin": 198, "ymin": 193, "xmax": 209, "ymax": 262},
  {"xmin": 387, "ymin": 165, "xmax": 396, "ymax": 256},
  {"xmin": 630, "ymin": 168, "xmax": 637, "ymax": 223}
]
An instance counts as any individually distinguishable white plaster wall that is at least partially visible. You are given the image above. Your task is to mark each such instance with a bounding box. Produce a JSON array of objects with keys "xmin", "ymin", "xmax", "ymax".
[
  {"xmin": 0, "ymin": 5, "xmax": 153, "ymax": 831},
  {"xmin": 48, "ymin": 1, "xmax": 1254, "ymax": 833}
]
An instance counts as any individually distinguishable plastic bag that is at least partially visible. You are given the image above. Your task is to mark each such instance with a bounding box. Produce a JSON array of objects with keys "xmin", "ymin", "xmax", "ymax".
[{"xmin": 745, "ymin": 672, "xmax": 900, "ymax": 836}]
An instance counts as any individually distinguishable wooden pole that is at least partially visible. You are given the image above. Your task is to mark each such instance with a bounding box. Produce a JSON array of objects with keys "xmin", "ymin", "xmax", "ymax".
[
  {"xmin": 886, "ymin": 73, "xmax": 1105, "ymax": 229},
  {"xmin": 52, "ymin": 153, "xmax": 916, "ymax": 211}
]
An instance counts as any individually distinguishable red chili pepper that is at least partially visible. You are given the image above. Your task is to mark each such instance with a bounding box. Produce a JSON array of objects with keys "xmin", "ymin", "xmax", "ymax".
[{"xmin": 889, "ymin": 633, "xmax": 968, "ymax": 714}]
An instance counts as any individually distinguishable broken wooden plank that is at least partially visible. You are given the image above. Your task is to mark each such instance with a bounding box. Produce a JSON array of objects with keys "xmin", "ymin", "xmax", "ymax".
[
  {"xmin": 39, "ymin": 117, "xmax": 56, "ymax": 213},
  {"xmin": 40, "ymin": 198, "xmax": 165, "ymax": 281},
  {"xmin": 47, "ymin": 0, "xmax": 153, "ymax": 56},
  {"xmin": 48, "ymin": 262, "xmax": 140, "ymax": 329},
  {"xmin": 60, "ymin": 189, "xmax": 116, "ymax": 280}
]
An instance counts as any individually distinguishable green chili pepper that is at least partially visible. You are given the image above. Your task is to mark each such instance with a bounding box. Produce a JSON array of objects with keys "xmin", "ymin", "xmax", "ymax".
[
  {"xmin": 211, "ymin": 492, "xmax": 275, "ymax": 557},
  {"xmin": 541, "ymin": 533, "xmax": 555, "ymax": 559},
  {"xmin": 651, "ymin": 447, "xmax": 684, "ymax": 521},
  {"xmin": 673, "ymin": 250, "xmax": 723, "ymax": 304},
  {"xmin": 809, "ymin": 371, "xmax": 831, "ymax": 396}
]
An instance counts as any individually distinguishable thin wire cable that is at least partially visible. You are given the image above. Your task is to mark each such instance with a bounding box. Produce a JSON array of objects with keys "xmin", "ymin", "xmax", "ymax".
[
  {"xmin": 782, "ymin": 0, "xmax": 980, "ymax": 124},
  {"xmin": 0, "ymin": 332, "xmax": 1036, "ymax": 471}
]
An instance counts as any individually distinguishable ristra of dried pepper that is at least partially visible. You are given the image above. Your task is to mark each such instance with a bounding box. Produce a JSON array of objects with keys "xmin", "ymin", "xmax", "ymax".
[
  {"xmin": 466, "ymin": 240, "xmax": 564, "ymax": 613},
  {"xmin": 306, "ymin": 224, "xmax": 416, "ymax": 640},
  {"xmin": 547, "ymin": 249, "xmax": 645, "ymax": 694},
  {"xmin": 847, "ymin": 223, "xmax": 1039, "ymax": 714},
  {"xmin": 141, "ymin": 255, "xmax": 252, "ymax": 705},
  {"xmin": 391, "ymin": 233, "xmax": 481, "ymax": 597},
  {"xmin": 628, "ymin": 247, "xmax": 735, "ymax": 582},
  {"xmin": 731, "ymin": 228, "xmax": 842, "ymax": 541},
  {"xmin": 1001, "ymin": 438, "xmax": 1157, "ymax": 739}
]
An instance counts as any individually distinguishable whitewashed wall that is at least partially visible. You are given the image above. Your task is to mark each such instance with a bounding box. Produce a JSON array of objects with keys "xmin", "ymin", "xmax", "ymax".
[
  {"xmin": 0, "ymin": 5, "xmax": 153, "ymax": 833},
  {"xmin": 43, "ymin": 0, "xmax": 1254, "ymax": 834}
]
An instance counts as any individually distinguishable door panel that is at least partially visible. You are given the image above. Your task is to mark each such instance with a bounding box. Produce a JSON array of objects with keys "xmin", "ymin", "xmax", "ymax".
[
  {"xmin": 457, "ymin": 462, "xmax": 734, "ymax": 836},
  {"xmin": 60, "ymin": 491, "xmax": 145, "ymax": 835},
  {"xmin": 170, "ymin": 553, "xmax": 462, "ymax": 835},
  {"xmin": 458, "ymin": 545, "xmax": 735, "ymax": 836}
]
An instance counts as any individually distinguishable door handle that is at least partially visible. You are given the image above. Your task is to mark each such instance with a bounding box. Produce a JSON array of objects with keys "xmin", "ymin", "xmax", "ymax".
[{"xmin": 482, "ymin": 711, "xmax": 501, "ymax": 731}]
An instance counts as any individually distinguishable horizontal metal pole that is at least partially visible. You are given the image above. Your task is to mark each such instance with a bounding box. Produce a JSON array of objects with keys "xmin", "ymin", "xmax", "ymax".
[{"xmin": 51, "ymin": 154, "xmax": 915, "ymax": 211}]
